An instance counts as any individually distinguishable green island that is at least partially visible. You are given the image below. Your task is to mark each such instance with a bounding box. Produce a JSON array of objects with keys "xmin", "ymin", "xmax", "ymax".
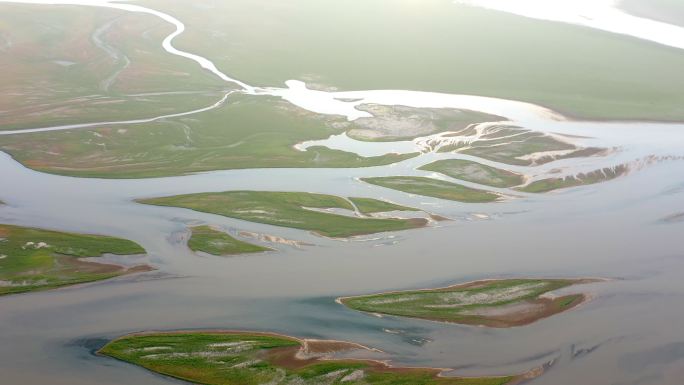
[
  {"xmin": 0, "ymin": 95, "xmax": 417, "ymax": 179},
  {"xmin": 518, "ymin": 165, "xmax": 629, "ymax": 193},
  {"xmin": 139, "ymin": 192, "xmax": 427, "ymax": 238},
  {"xmin": 456, "ymin": 130, "xmax": 576, "ymax": 166},
  {"xmin": 362, "ymin": 177, "xmax": 500, "ymax": 203},
  {"xmin": 100, "ymin": 331, "xmax": 541, "ymax": 385},
  {"xmin": 419, "ymin": 160, "xmax": 524, "ymax": 188},
  {"xmin": 348, "ymin": 197, "xmax": 419, "ymax": 214},
  {"xmin": 188, "ymin": 226, "xmax": 272, "ymax": 256},
  {"xmin": 340, "ymin": 279, "xmax": 595, "ymax": 328},
  {"xmin": 0, "ymin": 224, "xmax": 148, "ymax": 296}
]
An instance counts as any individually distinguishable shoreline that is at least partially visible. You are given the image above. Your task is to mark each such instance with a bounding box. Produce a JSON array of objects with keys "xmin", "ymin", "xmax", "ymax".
[
  {"xmin": 337, "ymin": 277, "xmax": 609, "ymax": 328},
  {"xmin": 98, "ymin": 329, "xmax": 548, "ymax": 383}
]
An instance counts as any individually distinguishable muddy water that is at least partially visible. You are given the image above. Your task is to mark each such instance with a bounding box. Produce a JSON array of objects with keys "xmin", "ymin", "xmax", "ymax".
[
  {"xmin": 0, "ymin": 0, "xmax": 683, "ymax": 384},
  {"xmin": 0, "ymin": 131, "xmax": 684, "ymax": 384}
]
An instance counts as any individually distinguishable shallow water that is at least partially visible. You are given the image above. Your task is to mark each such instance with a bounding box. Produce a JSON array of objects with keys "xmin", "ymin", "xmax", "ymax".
[
  {"xmin": 1, "ymin": 130, "xmax": 684, "ymax": 384},
  {"xmin": 0, "ymin": 1, "xmax": 683, "ymax": 384}
]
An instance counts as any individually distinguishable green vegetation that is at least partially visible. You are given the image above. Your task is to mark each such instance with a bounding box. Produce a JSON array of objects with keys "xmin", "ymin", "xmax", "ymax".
[
  {"xmin": 362, "ymin": 177, "xmax": 499, "ymax": 203},
  {"xmin": 348, "ymin": 197, "xmax": 419, "ymax": 214},
  {"xmin": 100, "ymin": 331, "xmax": 521, "ymax": 385},
  {"xmin": 0, "ymin": 96, "xmax": 417, "ymax": 178},
  {"xmin": 341, "ymin": 279, "xmax": 588, "ymax": 328},
  {"xmin": 139, "ymin": 191, "xmax": 427, "ymax": 238},
  {"xmin": 0, "ymin": 224, "xmax": 146, "ymax": 296},
  {"xmin": 144, "ymin": 0, "xmax": 684, "ymax": 121},
  {"xmin": 419, "ymin": 159, "xmax": 524, "ymax": 188},
  {"xmin": 519, "ymin": 165, "xmax": 629, "ymax": 193},
  {"xmin": 458, "ymin": 131, "xmax": 575, "ymax": 166},
  {"xmin": 0, "ymin": 4, "xmax": 224, "ymax": 131},
  {"xmin": 188, "ymin": 226, "xmax": 271, "ymax": 256}
]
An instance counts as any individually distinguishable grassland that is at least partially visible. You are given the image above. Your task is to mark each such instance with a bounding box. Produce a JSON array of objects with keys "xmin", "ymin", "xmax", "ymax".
[
  {"xmin": 340, "ymin": 279, "xmax": 591, "ymax": 328},
  {"xmin": 348, "ymin": 197, "xmax": 419, "ymax": 214},
  {"xmin": 140, "ymin": 192, "xmax": 427, "ymax": 238},
  {"xmin": 0, "ymin": 224, "xmax": 147, "ymax": 296},
  {"xmin": 362, "ymin": 177, "xmax": 500, "ymax": 203},
  {"xmin": 0, "ymin": 4, "xmax": 225, "ymax": 131},
  {"xmin": 455, "ymin": 130, "xmax": 576, "ymax": 166},
  {"xmin": 0, "ymin": 95, "xmax": 417, "ymax": 178},
  {"xmin": 419, "ymin": 160, "xmax": 524, "ymax": 188},
  {"xmin": 100, "ymin": 331, "xmax": 532, "ymax": 385},
  {"xmin": 188, "ymin": 226, "xmax": 271, "ymax": 256},
  {"xmin": 519, "ymin": 165, "xmax": 629, "ymax": 193},
  {"xmin": 143, "ymin": 0, "xmax": 684, "ymax": 121}
]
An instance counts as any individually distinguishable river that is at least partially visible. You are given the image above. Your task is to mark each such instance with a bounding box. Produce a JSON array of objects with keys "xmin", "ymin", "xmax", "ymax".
[{"xmin": 0, "ymin": 1, "xmax": 683, "ymax": 384}]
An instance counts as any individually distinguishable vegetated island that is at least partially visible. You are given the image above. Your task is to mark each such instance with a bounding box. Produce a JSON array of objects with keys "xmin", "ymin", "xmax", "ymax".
[
  {"xmin": 419, "ymin": 159, "xmax": 524, "ymax": 188},
  {"xmin": 0, "ymin": 224, "xmax": 149, "ymax": 296},
  {"xmin": 188, "ymin": 226, "xmax": 272, "ymax": 256},
  {"xmin": 339, "ymin": 278, "xmax": 599, "ymax": 328},
  {"xmin": 348, "ymin": 197, "xmax": 420, "ymax": 215},
  {"xmin": 99, "ymin": 331, "xmax": 545, "ymax": 385},
  {"xmin": 139, "ymin": 191, "xmax": 428, "ymax": 238},
  {"xmin": 517, "ymin": 165, "xmax": 629, "ymax": 193},
  {"xmin": 361, "ymin": 176, "xmax": 500, "ymax": 203},
  {"xmin": 0, "ymin": 95, "xmax": 418, "ymax": 179}
]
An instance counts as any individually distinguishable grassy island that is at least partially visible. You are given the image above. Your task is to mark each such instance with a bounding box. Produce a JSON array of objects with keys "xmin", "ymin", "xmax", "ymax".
[
  {"xmin": 100, "ymin": 331, "xmax": 541, "ymax": 385},
  {"xmin": 518, "ymin": 165, "xmax": 629, "ymax": 193},
  {"xmin": 140, "ymin": 192, "xmax": 427, "ymax": 238},
  {"xmin": 362, "ymin": 177, "xmax": 500, "ymax": 203},
  {"xmin": 420, "ymin": 160, "xmax": 524, "ymax": 188},
  {"xmin": 188, "ymin": 226, "xmax": 271, "ymax": 256},
  {"xmin": 0, "ymin": 224, "xmax": 147, "ymax": 296},
  {"xmin": 348, "ymin": 197, "xmax": 419, "ymax": 214},
  {"xmin": 340, "ymin": 279, "xmax": 594, "ymax": 328},
  {"xmin": 457, "ymin": 131, "xmax": 575, "ymax": 166}
]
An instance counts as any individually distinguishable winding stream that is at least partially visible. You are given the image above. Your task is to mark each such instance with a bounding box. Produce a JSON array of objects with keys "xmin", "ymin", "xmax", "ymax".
[{"xmin": 1, "ymin": 1, "xmax": 684, "ymax": 385}]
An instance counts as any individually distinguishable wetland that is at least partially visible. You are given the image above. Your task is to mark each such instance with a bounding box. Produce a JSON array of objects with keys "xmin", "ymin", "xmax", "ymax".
[{"xmin": 0, "ymin": 1, "xmax": 683, "ymax": 385}]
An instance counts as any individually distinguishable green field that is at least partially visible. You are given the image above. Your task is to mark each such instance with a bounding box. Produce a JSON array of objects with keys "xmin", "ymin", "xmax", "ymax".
[
  {"xmin": 519, "ymin": 165, "xmax": 629, "ymax": 193},
  {"xmin": 420, "ymin": 159, "xmax": 524, "ymax": 188},
  {"xmin": 188, "ymin": 226, "xmax": 271, "ymax": 256},
  {"xmin": 139, "ymin": 192, "xmax": 427, "ymax": 238},
  {"xmin": 143, "ymin": 0, "xmax": 684, "ymax": 121},
  {"xmin": 362, "ymin": 177, "xmax": 500, "ymax": 203},
  {"xmin": 340, "ymin": 279, "xmax": 587, "ymax": 328},
  {"xmin": 0, "ymin": 4, "xmax": 224, "ymax": 131},
  {"xmin": 0, "ymin": 224, "xmax": 146, "ymax": 295},
  {"xmin": 100, "ymin": 331, "xmax": 520, "ymax": 385},
  {"xmin": 456, "ymin": 130, "xmax": 576, "ymax": 166},
  {"xmin": 348, "ymin": 197, "xmax": 419, "ymax": 214},
  {"xmin": 0, "ymin": 95, "xmax": 417, "ymax": 178}
]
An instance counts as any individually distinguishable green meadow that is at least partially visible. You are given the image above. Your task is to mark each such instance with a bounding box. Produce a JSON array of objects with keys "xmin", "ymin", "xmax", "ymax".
[
  {"xmin": 341, "ymin": 279, "xmax": 586, "ymax": 328},
  {"xmin": 362, "ymin": 177, "xmax": 500, "ymax": 203},
  {"xmin": 140, "ymin": 191, "xmax": 427, "ymax": 238},
  {"xmin": 420, "ymin": 160, "xmax": 524, "ymax": 188},
  {"xmin": 188, "ymin": 226, "xmax": 271, "ymax": 256},
  {"xmin": 0, "ymin": 224, "xmax": 146, "ymax": 295},
  {"xmin": 100, "ymin": 331, "xmax": 519, "ymax": 385}
]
